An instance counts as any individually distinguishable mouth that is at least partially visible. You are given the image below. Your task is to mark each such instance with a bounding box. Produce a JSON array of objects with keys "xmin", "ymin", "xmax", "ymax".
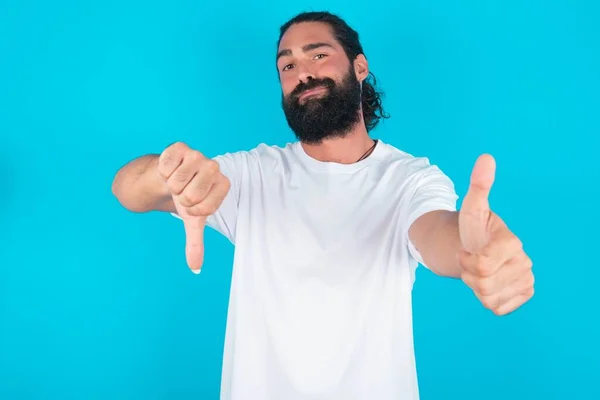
[{"xmin": 298, "ymin": 86, "xmax": 328, "ymax": 102}]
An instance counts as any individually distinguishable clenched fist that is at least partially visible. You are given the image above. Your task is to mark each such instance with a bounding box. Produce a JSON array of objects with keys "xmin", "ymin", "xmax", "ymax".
[{"xmin": 157, "ymin": 142, "xmax": 231, "ymax": 273}]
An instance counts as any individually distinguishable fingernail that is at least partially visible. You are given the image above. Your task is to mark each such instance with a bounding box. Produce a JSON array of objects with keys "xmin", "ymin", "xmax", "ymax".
[{"xmin": 191, "ymin": 268, "xmax": 201, "ymax": 275}]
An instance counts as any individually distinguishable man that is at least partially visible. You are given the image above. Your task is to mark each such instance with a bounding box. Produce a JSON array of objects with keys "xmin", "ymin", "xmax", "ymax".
[{"xmin": 112, "ymin": 11, "xmax": 534, "ymax": 400}]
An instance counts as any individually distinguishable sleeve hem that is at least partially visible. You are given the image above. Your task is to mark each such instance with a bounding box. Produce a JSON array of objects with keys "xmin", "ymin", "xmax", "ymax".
[{"xmin": 406, "ymin": 203, "xmax": 457, "ymax": 267}]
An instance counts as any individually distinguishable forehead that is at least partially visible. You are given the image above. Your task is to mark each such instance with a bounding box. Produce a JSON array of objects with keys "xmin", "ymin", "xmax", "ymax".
[{"xmin": 278, "ymin": 22, "xmax": 339, "ymax": 52}]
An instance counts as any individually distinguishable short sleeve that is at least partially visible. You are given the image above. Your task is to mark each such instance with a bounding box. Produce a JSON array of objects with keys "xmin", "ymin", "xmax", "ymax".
[
  {"xmin": 405, "ymin": 161, "xmax": 459, "ymax": 266},
  {"xmin": 171, "ymin": 151, "xmax": 247, "ymax": 244}
]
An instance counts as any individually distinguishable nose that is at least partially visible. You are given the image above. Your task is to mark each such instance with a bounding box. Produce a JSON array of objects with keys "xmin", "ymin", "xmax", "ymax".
[{"xmin": 296, "ymin": 60, "xmax": 315, "ymax": 84}]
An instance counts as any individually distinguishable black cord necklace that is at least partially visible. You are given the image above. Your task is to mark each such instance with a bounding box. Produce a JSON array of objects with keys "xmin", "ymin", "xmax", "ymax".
[{"xmin": 356, "ymin": 139, "xmax": 378, "ymax": 162}]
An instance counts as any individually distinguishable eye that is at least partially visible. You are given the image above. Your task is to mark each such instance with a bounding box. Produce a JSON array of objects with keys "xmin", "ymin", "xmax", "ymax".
[
  {"xmin": 314, "ymin": 53, "xmax": 327, "ymax": 60},
  {"xmin": 282, "ymin": 63, "xmax": 295, "ymax": 72}
]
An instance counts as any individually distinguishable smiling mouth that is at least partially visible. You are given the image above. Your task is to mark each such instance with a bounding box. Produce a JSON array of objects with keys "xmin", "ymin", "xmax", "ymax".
[{"xmin": 298, "ymin": 86, "xmax": 328, "ymax": 101}]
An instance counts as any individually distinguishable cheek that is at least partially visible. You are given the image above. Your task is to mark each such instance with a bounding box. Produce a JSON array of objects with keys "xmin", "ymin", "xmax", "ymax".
[
  {"xmin": 281, "ymin": 75, "xmax": 298, "ymax": 96},
  {"xmin": 319, "ymin": 63, "xmax": 339, "ymax": 76},
  {"xmin": 318, "ymin": 58, "xmax": 345, "ymax": 76}
]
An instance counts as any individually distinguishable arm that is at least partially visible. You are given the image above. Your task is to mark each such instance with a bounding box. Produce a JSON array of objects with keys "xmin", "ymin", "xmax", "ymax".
[
  {"xmin": 111, "ymin": 154, "xmax": 175, "ymax": 213},
  {"xmin": 111, "ymin": 142, "xmax": 232, "ymax": 272},
  {"xmin": 409, "ymin": 210, "xmax": 462, "ymax": 278},
  {"xmin": 408, "ymin": 154, "xmax": 534, "ymax": 316}
]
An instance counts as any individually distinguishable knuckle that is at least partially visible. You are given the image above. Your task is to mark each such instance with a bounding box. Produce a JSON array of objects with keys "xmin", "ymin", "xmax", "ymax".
[
  {"xmin": 525, "ymin": 256, "xmax": 533, "ymax": 270},
  {"xmin": 491, "ymin": 307, "xmax": 504, "ymax": 316},
  {"xmin": 161, "ymin": 142, "xmax": 186, "ymax": 161},
  {"xmin": 510, "ymin": 235, "xmax": 523, "ymax": 251},
  {"xmin": 170, "ymin": 141, "xmax": 189, "ymax": 152},
  {"xmin": 178, "ymin": 193, "xmax": 196, "ymax": 207},
  {"xmin": 158, "ymin": 153, "xmax": 173, "ymax": 173},
  {"xmin": 217, "ymin": 176, "xmax": 232, "ymax": 196},
  {"xmin": 191, "ymin": 202, "xmax": 217, "ymax": 217},
  {"xmin": 480, "ymin": 243, "xmax": 496, "ymax": 259},
  {"xmin": 480, "ymin": 296, "xmax": 496, "ymax": 310},
  {"xmin": 203, "ymin": 159, "xmax": 220, "ymax": 175},
  {"xmin": 167, "ymin": 175, "xmax": 189, "ymax": 195},
  {"xmin": 222, "ymin": 175, "xmax": 231, "ymax": 189},
  {"xmin": 528, "ymin": 271, "xmax": 535, "ymax": 285},
  {"xmin": 476, "ymin": 280, "xmax": 493, "ymax": 297},
  {"xmin": 166, "ymin": 180, "xmax": 182, "ymax": 195},
  {"xmin": 475, "ymin": 259, "xmax": 492, "ymax": 277},
  {"xmin": 157, "ymin": 163, "xmax": 168, "ymax": 179},
  {"xmin": 192, "ymin": 174, "xmax": 213, "ymax": 193},
  {"xmin": 179, "ymin": 188, "xmax": 204, "ymax": 206},
  {"xmin": 188, "ymin": 149, "xmax": 205, "ymax": 162},
  {"xmin": 159, "ymin": 143, "xmax": 187, "ymax": 172},
  {"xmin": 523, "ymin": 272, "xmax": 535, "ymax": 291},
  {"xmin": 525, "ymin": 287, "xmax": 535, "ymax": 299},
  {"xmin": 184, "ymin": 206, "xmax": 202, "ymax": 217}
]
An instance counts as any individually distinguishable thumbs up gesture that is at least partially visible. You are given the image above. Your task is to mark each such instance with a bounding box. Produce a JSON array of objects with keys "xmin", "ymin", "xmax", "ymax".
[
  {"xmin": 157, "ymin": 142, "xmax": 231, "ymax": 273},
  {"xmin": 458, "ymin": 154, "xmax": 534, "ymax": 315}
]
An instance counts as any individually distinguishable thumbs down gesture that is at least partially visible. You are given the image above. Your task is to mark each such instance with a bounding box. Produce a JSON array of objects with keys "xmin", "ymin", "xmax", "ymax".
[{"xmin": 157, "ymin": 142, "xmax": 230, "ymax": 273}]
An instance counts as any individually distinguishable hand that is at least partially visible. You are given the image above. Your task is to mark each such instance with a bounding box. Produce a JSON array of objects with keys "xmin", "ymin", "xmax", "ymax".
[
  {"xmin": 157, "ymin": 142, "xmax": 231, "ymax": 273},
  {"xmin": 458, "ymin": 154, "xmax": 534, "ymax": 316}
]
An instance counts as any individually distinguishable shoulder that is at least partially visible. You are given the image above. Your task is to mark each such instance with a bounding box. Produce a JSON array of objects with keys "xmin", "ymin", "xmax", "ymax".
[
  {"xmin": 375, "ymin": 141, "xmax": 457, "ymax": 202},
  {"xmin": 378, "ymin": 141, "xmax": 444, "ymax": 177},
  {"xmin": 211, "ymin": 141, "xmax": 299, "ymax": 176},
  {"xmin": 249, "ymin": 141, "xmax": 297, "ymax": 160}
]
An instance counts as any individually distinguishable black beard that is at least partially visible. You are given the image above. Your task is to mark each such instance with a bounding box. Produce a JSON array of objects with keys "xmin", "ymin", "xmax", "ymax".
[{"xmin": 281, "ymin": 67, "xmax": 362, "ymax": 144}]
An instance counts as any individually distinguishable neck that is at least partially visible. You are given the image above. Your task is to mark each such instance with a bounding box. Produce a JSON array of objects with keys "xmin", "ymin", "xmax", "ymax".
[{"xmin": 300, "ymin": 123, "xmax": 375, "ymax": 164}]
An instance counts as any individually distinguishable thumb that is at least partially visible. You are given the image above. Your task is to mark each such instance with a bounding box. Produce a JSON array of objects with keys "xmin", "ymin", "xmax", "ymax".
[
  {"xmin": 182, "ymin": 216, "xmax": 206, "ymax": 273},
  {"xmin": 459, "ymin": 154, "xmax": 496, "ymax": 252},
  {"xmin": 462, "ymin": 154, "xmax": 495, "ymax": 213}
]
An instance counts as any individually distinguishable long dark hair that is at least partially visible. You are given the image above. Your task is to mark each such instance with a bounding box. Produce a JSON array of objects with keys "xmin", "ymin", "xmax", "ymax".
[{"xmin": 278, "ymin": 11, "xmax": 390, "ymax": 132}]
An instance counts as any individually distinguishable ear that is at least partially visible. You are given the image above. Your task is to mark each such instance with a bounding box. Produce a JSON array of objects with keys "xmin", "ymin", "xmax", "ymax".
[{"xmin": 353, "ymin": 54, "xmax": 369, "ymax": 82}]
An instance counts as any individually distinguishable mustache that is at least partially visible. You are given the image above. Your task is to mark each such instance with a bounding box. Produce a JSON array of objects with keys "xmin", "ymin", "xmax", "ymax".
[{"xmin": 290, "ymin": 78, "xmax": 335, "ymax": 101}]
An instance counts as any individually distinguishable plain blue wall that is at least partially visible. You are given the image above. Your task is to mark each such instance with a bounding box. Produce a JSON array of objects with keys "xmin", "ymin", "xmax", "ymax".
[{"xmin": 1, "ymin": 0, "xmax": 598, "ymax": 399}]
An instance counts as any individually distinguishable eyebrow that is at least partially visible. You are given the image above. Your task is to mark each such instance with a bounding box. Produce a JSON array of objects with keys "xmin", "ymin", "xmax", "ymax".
[{"xmin": 276, "ymin": 42, "xmax": 335, "ymax": 62}]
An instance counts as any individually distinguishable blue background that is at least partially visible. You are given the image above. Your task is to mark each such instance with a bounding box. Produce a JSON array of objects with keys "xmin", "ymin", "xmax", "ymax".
[{"xmin": 1, "ymin": 0, "xmax": 598, "ymax": 399}]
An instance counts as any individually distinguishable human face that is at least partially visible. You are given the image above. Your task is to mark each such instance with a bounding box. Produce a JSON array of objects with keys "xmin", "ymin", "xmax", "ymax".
[{"xmin": 276, "ymin": 22, "xmax": 369, "ymax": 143}]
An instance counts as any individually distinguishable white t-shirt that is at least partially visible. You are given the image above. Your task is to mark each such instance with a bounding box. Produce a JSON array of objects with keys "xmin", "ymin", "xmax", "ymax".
[{"xmin": 174, "ymin": 140, "xmax": 458, "ymax": 400}]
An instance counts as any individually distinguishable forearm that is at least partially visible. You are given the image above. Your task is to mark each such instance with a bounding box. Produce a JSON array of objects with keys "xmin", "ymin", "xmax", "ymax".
[
  {"xmin": 411, "ymin": 210, "xmax": 463, "ymax": 278},
  {"xmin": 111, "ymin": 154, "xmax": 173, "ymax": 213}
]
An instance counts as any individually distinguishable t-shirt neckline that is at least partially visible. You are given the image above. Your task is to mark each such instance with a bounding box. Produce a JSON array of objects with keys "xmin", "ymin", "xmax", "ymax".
[{"xmin": 293, "ymin": 139, "xmax": 387, "ymax": 173}]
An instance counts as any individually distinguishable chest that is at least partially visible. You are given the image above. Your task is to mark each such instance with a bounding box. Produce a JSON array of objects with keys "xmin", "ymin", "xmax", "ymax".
[{"xmin": 238, "ymin": 166, "xmax": 415, "ymax": 274}]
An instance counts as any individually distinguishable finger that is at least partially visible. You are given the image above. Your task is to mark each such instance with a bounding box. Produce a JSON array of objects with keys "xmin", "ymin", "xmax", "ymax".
[
  {"xmin": 183, "ymin": 216, "xmax": 207, "ymax": 273},
  {"xmin": 477, "ymin": 272, "xmax": 535, "ymax": 315},
  {"xmin": 458, "ymin": 249, "xmax": 502, "ymax": 278},
  {"xmin": 157, "ymin": 142, "xmax": 188, "ymax": 180},
  {"xmin": 467, "ymin": 228, "xmax": 524, "ymax": 270},
  {"xmin": 458, "ymin": 154, "xmax": 496, "ymax": 253},
  {"xmin": 461, "ymin": 252, "xmax": 532, "ymax": 296},
  {"xmin": 186, "ymin": 175, "xmax": 231, "ymax": 217},
  {"xmin": 176, "ymin": 159, "xmax": 220, "ymax": 208},
  {"xmin": 458, "ymin": 230, "xmax": 525, "ymax": 277},
  {"xmin": 495, "ymin": 288, "xmax": 535, "ymax": 316},
  {"xmin": 461, "ymin": 154, "xmax": 496, "ymax": 216},
  {"xmin": 167, "ymin": 151, "xmax": 207, "ymax": 195}
]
